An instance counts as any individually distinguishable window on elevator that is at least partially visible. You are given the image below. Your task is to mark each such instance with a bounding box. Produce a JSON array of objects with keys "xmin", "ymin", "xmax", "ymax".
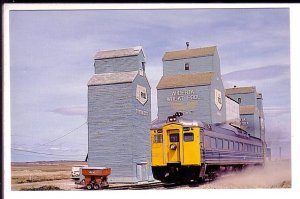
[
  {"xmin": 185, "ymin": 63, "xmax": 190, "ymax": 70},
  {"xmin": 238, "ymin": 98, "xmax": 241, "ymax": 104}
]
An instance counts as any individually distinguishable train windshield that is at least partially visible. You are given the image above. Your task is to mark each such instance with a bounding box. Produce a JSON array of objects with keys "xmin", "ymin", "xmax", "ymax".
[{"xmin": 169, "ymin": 134, "xmax": 179, "ymax": 142}]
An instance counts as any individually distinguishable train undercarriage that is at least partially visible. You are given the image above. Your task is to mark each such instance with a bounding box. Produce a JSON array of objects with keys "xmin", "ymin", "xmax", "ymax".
[{"xmin": 152, "ymin": 163, "xmax": 262, "ymax": 183}]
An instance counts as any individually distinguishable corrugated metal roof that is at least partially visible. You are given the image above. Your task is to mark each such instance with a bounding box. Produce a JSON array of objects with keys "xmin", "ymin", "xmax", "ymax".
[
  {"xmin": 94, "ymin": 46, "xmax": 144, "ymax": 59},
  {"xmin": 88, "ymin": 71, "xmax": 138, "ymax": 86},
  {"xmin": 157, "ymin": 72, "xmax": 214, "ymax": 89},
  {"xmin": 162, "ymin": 46, "xmax": 216, "ymax": 61},
  {"xmin": 240, "ymin": 105, "xmax": 258, "ymax": 115},
  {"xmin": 225, "ymin": 86, "xmax": 257, "ymax": 95}
]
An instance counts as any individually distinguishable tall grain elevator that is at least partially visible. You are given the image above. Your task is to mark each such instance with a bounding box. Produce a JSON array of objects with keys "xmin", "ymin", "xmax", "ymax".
[
  {"xmin": 87, "ymin": 46, "xmax": 152, "ymax": 183},
  {"xmin": 156, "ymin": 44, "xmax": 264, "ymax": 141},
  {"xmin": 157, "ymin": 45, "xmax": 226, "ymax": 124}
]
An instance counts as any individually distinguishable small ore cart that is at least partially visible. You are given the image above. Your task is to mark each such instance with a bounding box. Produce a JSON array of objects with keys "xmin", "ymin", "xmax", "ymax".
[{"xmin": 81, "ymin": 167, "xmax": 111, "ymax": 190}]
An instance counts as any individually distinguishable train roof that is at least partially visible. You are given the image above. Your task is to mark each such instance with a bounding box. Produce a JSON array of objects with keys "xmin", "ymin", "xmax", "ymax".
[
  {"xmin": 151, "ymin": 117, "xmax": 262, "ymax": 142},
  {"xmin": 212, "ymin": 123, "xmax": 249, "ymax": 139},
  {"xmin": 151, "ymin": 117, "xmax": 205, "ymax": 129}
]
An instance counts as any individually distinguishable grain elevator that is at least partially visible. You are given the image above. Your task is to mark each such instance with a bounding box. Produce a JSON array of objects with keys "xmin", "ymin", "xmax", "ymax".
[
  {"xmin": 156, "ymin": 44, "xmax": 264, "ymax": 140},
  {"xmin": 87, "ymin": 46, "xmax": 152, "ymax": 183},
  {"xmin": 225, "ymin": 86, "xmax": 265, "ymax": 140}
]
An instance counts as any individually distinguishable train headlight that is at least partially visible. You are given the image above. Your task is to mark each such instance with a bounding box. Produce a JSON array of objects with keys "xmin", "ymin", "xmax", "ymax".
[
  {"xmin": 168, "ymin": 117, "xmax": 176, "ymax": 122},
  {"xmin": 170, "ymin": 144, "xmax": 177, "ymax": 150}
]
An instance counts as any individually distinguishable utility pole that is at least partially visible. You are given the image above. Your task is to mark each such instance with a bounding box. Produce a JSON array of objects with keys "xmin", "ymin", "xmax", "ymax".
[{"xmin": 279, "ymin": 146, "xmax": 282, "ymax": 160}]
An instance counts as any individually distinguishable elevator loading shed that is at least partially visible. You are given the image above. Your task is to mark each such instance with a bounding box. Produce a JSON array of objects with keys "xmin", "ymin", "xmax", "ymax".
[
  {"xmin": 225, "ymin": 86, "xmax": 265, "ymax": 140},
  {"xmin": 157, "ymin": 46, "xmax": 226, "ymax": 124},
  {"xmin": 87, "ymin": 46, "xmax": 152, "ymax": 183}
]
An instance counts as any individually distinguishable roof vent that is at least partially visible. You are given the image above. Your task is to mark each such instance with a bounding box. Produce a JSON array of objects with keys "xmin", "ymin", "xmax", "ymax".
[{"xmin": 186, "ymin": 42, "xmax": 190, "ymax": 49}]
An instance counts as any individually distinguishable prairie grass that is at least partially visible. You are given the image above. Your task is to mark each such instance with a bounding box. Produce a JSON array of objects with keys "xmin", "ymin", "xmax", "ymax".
[
  {"xmin": 12, "ymin": 174, "xmax": 70, "ymax": 184},
  {"xmin": 11, "ymin": 161, "xmax": 87, "ymax": 185},
  {"xmin": 20, "ymin": 185, "xmax": 63, "ymax": 191}
]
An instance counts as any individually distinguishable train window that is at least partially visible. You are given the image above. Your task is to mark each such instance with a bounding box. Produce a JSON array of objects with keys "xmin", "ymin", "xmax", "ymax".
[
  {"xmin": 183, "ymin": 127, "xmax": 190, "ymax": 131},
  {"xmin": 239, "ymin": 143, "xmax": 243, "ymax": 151},
  {"xmin": 169, "ymin": 134, "xmax": 179, "ymax": 142},
  {"xmin": 217, "ymin": 138, "xmax": 223, "ymax": 149},
  {"xmin": 204, "ymin": 136, "xmax": 210, "ymax": 148},
  {"xmin": 243, "ymin": 144, "xmax": 247, "ymax": 151},
  {"xmin": 153, "ymin": 134, "xmax": 163, "ymax": 143},
  {"xmin": 183, "ymin": 133, "xmax": 194, "ymax": 142},
  {"xmin": 234, "ymin": 142, "xmax": 239, "ymax": 151},
  {"xmin": 211, "ymin": 138, "xmax": 217, "ymax": 149},
  {"xmin": 224, "ymin": 140, "xmax": 229, "ymax": 150},
  {"xmin": 229, "ymin": 141, "xmax": 234, "ymax": 150}
]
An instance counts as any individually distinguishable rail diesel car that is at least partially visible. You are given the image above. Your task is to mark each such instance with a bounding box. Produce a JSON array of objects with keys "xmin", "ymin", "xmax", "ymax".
[{"xmin": 151, "ymin": 112, "xmax": 265, "ymax": 183}]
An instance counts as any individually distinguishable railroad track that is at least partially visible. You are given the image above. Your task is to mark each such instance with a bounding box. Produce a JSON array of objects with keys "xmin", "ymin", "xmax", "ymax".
[
  {"xmin": 107, "ymin": 182, "xmax": 182, "ymax": 190},
  {"xmin": 106, "ymin": 180, "xmax": 208, "ymax": 190}
]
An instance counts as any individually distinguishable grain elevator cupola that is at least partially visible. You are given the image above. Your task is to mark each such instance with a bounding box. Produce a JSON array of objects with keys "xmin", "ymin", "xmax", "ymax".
[{"xmin": 157, "ymin": 45, "xmax": 226, "ymax": 124}]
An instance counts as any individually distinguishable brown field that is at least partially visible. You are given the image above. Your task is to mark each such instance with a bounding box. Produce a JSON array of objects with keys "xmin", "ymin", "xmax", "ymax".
[
  {"xmin": 11, "ymin": 161, "xmax": 87, "ymax": 191},
  {"xmin": 11, "ymin": 160, "xmax": 291, "ymax": 191}
]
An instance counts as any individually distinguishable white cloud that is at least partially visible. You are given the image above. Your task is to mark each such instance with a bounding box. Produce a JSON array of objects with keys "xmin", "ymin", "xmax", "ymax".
[
  {"xmin": 264, "ymin": 106, "xmax": 290, "ymax": 115},
  {"xmin": 50, "ymin": 106, "xmax": 87, "ymax": 116}
]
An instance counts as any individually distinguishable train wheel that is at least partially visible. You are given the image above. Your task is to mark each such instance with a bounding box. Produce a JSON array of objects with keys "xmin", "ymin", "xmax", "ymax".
[
  {"xmin": 93, "ymin": 184, "xmax": 100, "ymax": 190},
  {"xmin": 86, "ymin": 183, "xmax": 93, "ymax": 190},
  {"xmin": 192, "ymin": 177, "xmax": 204, "ymax": 184}
]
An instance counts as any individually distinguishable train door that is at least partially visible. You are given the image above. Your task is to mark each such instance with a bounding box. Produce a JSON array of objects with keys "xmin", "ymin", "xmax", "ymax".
[
  {"xmin": 151, "ymin": 130, "xmax": 164, "ymax": 166},
  {"xmin": 182, "ymin": 128, "xmax": 200, "ymax": 165},
  {"xmin": 166, "ymin": 129, "xmax": 180, "ymax": 163}
]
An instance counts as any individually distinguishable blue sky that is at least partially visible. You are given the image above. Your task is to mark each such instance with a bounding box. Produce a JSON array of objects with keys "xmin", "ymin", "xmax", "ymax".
[{"xmin": 9, "ymin": 8, "xmax": 290, "ymax": 162}]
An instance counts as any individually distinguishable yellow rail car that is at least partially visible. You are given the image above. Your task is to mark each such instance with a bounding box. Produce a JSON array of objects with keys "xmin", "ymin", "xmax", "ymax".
[{"xmin": 151, "ymin": 112, "xmax": 265, "ymax": 183}]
